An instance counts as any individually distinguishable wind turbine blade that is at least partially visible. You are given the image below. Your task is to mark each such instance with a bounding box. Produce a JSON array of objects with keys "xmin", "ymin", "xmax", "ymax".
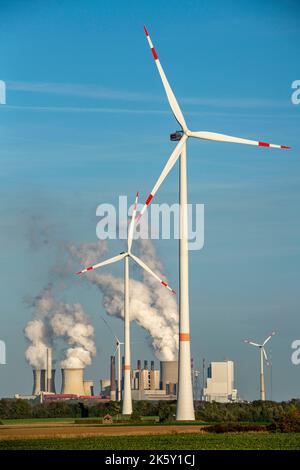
[
  {"xmin": 144, "ymin": 25, "xmax": 187, "ymax": 132},
  {"xmin": 127, "ymin": 192, "xmax": 139, "ymax": 252},
  {"xmin": 263, "ymin": 331, "xmax": 276, "ymax": 346},
  {"xmin": 76, "ymin": 252, "xmax": 126, "ymax": 274},
  {"xmin": 262, "ymin": 347, "xmax": 269, "ymax": 365},
  {"xmin": 244, "ymin": 340, "xmax": 260, "ymax": 347},
  {"xmin": 189, "ymin": 131, "xmax": 290, "ymax": 149},
  {"xmin": 130, "ymin": 253, "xmax": 176, "ymax": 294},
  {"xmin": 99, "ymin": 315, "xmax": 120, "ymax": 343},
  {"xmin": 136, "ymin": 135, "xmax": 187, "ymax": 225}
]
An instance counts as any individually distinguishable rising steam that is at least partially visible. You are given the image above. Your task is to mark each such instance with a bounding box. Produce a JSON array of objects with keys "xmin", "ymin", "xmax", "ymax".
[
  {"xmin": 69, "ymin": 240, "xmax": 179, "ymax": 361},
  {"xmin": 24, "ymin": 286, "xmax": 96, "ymax": 369}
]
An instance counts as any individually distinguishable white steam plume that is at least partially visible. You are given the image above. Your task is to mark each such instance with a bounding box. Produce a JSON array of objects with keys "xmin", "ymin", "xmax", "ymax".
[
  {"xmin": 24, "ymin": 286, "xmax": 96, "ymax": 369},
  {"xmin": 69, "ymin": 240, "xmax": 179, "ymax": 361},
  {"xmin": 24, "ymin": 285, "xmax": 55, "ymax": 368},
  {"xmin": 50, "ymin": 302, "xmax": 96, "ymax": 368}
]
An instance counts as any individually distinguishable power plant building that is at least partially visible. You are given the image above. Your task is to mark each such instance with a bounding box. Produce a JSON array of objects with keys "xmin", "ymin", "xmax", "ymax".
[
  {"xmin": 131, "ymin": 359, "xmax": 178, "ymax": 400},
  {"xmin": 202, "ymin": 360, "xmax": 238, "ymax": 403}
]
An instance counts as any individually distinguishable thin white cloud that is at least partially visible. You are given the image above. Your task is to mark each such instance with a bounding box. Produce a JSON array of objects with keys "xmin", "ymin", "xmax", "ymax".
[
  {"xmin": 7, "ymin": 81, "xmax": 154, "ymax": 102},
  {"xmin": 3, "ymin": 104, "xmax": 168, "ymax": 114},
  {"xmin": 7, "ymin": 80, "xmax": 291, "ymax": 109}
]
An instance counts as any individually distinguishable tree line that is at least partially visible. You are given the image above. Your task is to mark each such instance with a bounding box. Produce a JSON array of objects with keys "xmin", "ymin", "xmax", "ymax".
[{"xmin": 0, "ymin": 398, "xmax": 300, "ymax": 423}]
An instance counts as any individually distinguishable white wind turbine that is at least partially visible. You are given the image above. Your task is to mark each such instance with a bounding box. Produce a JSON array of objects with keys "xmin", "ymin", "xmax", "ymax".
[
  {"xmin": 76, "ymin": 192, "xmax": 175, "ymax": 414},
  {"xmin": 137, "ymin": 25, "xmax": 290, "ymax": 421},
  {"xmin": 99, "ymin": 315, "xmax": 124, "ymax": 402},
  {"xmin": 244, "ymin": 331, "xmax": 276, "ymax": 401}
]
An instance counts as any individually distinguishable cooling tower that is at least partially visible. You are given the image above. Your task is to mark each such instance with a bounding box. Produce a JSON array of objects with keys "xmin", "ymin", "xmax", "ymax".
[
  {"xmin": 61, "ymin": 368, "xmax": 85, "ymax": 395},
  {"xmin": 83, "ymin": 380, "xmax": 94, "ymax": 396},
  {"xmin": 40, "ymin": 369, "xmax": 47, "ymax": 392},
  {"xmin": 100, "ymin": 379, "xmax": 111, "ymax": 396},
  {"xmin": 32, "ymin": 368, "xmax": 41, "ymax": 395},
  {"xmin": 47, "ymin": 370, "xmax": 56, "ymax": 393},
  {"xmin": 160, "ymin": 361, "xmax": 178, "ymax": 392}
]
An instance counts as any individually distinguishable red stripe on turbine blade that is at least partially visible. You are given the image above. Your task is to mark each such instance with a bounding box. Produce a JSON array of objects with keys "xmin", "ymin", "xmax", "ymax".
[
  {"xmin": 151, "ymin": 48, "xmax": 158, "ymax": 60},
  {"xmin": 145, "ymin": 194, "xmax": 153, "ymax": 206},
  {"xmin": 86, "ymin": 266, "xmax": 93, "ymax": 271},
  {"xmin": 144, "ymin": 25, "xmax": 149, "ymax": 36},
  {"xmin": 259, "ymin": 141, "xmax": 270, "ymax": 147},
  {"xmin": 281, "ymin": 145, "xmax": 291, "ymax": 149},
  {"xmin": 75, "ymin": 271, "xmax": 82, "ymax": 275},
  {"xmin": 136, "ymin": 191, "xmax": 139, "ymax": 197},
  {"xmin": 161, "ymin": 281, "xmax": 167, "ymax": 287}
]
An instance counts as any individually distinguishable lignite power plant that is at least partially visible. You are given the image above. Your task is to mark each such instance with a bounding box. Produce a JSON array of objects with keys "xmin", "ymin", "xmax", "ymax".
[{"xmin": 24, "ymin": 346, "xmax": 178, "ymax": 402}]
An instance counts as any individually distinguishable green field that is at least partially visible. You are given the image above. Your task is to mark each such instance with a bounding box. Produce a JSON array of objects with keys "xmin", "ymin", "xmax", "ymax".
[
  {"xmin": 2, "ymin": 418, "xmax": 75, "ymax": 425},
  {"xmin": 1, "ymin": 433, "xmax": 300, "ymax": 450}
]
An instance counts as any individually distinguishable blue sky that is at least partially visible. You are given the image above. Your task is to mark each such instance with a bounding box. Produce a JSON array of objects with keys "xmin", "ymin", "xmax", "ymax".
[{"xmin": 0, "ymin": 0, "xmax": 299, "ymax": 400}]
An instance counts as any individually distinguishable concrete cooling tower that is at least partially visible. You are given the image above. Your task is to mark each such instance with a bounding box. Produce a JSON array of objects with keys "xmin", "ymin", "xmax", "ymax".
[
  {"xmin": 160, "ymin": 361, "xmax": 178, "ymax": 393},
  {"xmin": 32, "ymin": 369, "xmax": 41, "ymax": 395},
  {"xmin": 83, "ymin": 380, "xmax": 94, "ymax": 396},
  {"xmin": 47, "ymin": 370, "xmax": 56, "ymax": 393},
  {"xmin": 32, "ymin": 368, "xmax": 56, "ymax": 395},
  {"xmin": 61, "ymin": 368, "xmax": 85, "ymax": 395}
]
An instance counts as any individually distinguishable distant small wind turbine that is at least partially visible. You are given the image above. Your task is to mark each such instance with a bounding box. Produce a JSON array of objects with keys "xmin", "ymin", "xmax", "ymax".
[
  {"xmin": 99, "ymin": 315, "xmax": 124, "ymax": 402},
  {"xmin": 244, "ymin": 331, "xmax": 276, "ymax": 401},
  {"xmin": 76, "ymin": 193, "xmax": 175, "ymax": 414}
]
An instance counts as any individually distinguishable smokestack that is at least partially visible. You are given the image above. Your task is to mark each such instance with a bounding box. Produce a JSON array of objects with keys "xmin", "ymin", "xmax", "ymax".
[
  {"xmin": 151, "ymin": 360, "xmax": 155, "ymax": 371},
  {"xmin": 46, "ymin": 348, "xmax": 52, "ymax": 392},
  {"xmin": 144, "ymin": 360, "xmax": 148, "ymax": 370},
  {"xmin": 61, "ymin": 368, "xmax": 85, "ymax": 395},
  {"xmin": 110, "ymin": 355, "xmax": 116, "ymax": 401},
  {"xmin": 32, "ymin": 368, "xmax": 41, "ymax": 395},
  {"xmin": 137, "ymin": 359, "xmax": 141, "ymax": 370}
]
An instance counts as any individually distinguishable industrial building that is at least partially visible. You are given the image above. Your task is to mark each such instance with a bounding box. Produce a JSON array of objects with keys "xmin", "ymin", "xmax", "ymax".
[
  {"xmin": 101, "ymin": 358, "xmax": 178, "ymax": 401},
  {"xmin": 20, "ymin": 347, "xmax": 179, "ymax": 402},
  {"xmin": 202, "ymin": 360, "xmax": 238, "ymax": 403},
  {"xmin": 27, "ymin": 348, "xmax": 98, "ymax": 401}
]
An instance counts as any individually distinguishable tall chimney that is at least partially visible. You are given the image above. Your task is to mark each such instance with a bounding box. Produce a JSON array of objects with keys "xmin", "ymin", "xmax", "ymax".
[
  {"xmin": 46, "ymin": 348, "xmax": 52, "ymax": 392},
  {"xmin": 137, "ymin": 359, "xmax": 141, "ymax": 370},
  {"xmin": 151, "ymin": 360, "xmax": 155, "ymax": 371},
  {"xmin": 110, "ymin": 355, "xmax": 116, "ymax": 401},
  {"xmin": 144, "ymin": 360, "xmax": 148, "ymax": 370}
]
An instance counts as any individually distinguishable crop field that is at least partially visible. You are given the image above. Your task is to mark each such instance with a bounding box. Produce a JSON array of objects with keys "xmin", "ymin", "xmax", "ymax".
[{"xmin": 1, "ymin": 432, "xmax": 300, "ymax": 450}]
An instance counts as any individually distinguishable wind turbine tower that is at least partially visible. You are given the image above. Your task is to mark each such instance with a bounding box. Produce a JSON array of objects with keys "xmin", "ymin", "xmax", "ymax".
[{"xmin": 244, "ymin": 331, "xmax": 276, "ymax": 401}]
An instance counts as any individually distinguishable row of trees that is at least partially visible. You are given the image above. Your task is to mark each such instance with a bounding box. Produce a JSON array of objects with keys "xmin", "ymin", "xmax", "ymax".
[{"xmin": 0, "ymin": 398, "xmax": 300, "ymax": 422}]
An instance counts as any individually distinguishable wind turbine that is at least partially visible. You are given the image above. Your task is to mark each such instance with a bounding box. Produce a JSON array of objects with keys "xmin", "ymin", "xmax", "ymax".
[
  {"xmin": 138, "ymin": 25, "xmax": 290, "ymax": 421},
  {"xmin": 244, "ymin": 331, "xmax": 276, "ymax": 401},
  {"xmin": 99, "ymin": 315, "xmax": 124, "ymax": 402},
  {"xmin": 76, "ymin": 193, "xmax": 175, "ymax": 414}
]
